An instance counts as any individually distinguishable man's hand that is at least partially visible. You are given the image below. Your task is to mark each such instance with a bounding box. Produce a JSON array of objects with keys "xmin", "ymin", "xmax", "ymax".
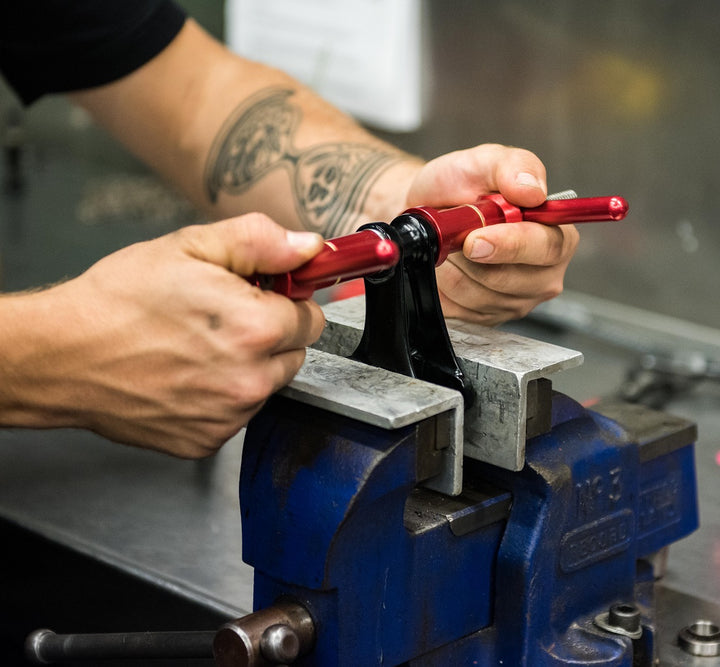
[
  {"xmin": 1, "ymin": 215, "xmax": 325, "ymax": 458},
  {"xmin": 405, "ymin": 144, "xmax": 580, "ymax": 325}
]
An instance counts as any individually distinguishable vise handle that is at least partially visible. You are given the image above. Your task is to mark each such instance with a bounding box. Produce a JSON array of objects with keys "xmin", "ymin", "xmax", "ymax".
[
  {"xmin": 255, "ymin": 193, "xmax": 629, "ymax": 299},
  {"xmin": 24, "ymin": 600, "xmax": 314, "ymax": 666}
]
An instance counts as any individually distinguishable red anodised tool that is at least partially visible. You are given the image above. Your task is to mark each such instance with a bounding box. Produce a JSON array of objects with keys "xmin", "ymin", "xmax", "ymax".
[
  {"xmin": 255, "ymin": 194, "xmax": 629, "ymax": 299},
  {"xmin": 406, "ymin": 193, "xmax": 629, "ymax": 264},
  {"xmin": 254, "ymin": 229, "xmax": 401, "ymax": 300}
]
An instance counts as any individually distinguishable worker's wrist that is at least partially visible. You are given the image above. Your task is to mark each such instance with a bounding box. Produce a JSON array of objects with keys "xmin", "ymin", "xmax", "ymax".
[
  {"xmin": 371, "ymin": 155, "xmax": 425, "ymax": 218},
  {"xmin": 0, "ymin": 287, "xmax": 85, "ymax": 430},
  {"xmin": 332, "ymin": 154, "xmax": 424, "ymax": 237}
]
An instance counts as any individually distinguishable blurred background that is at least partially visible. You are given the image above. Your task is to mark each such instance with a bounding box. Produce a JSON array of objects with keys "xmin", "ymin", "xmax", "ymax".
[
  {"xmin": 4, "ymin": 0, "xmax": 720, "ymax": 407},
  {"xmin": 5, "ymin": 0, "xmax": 720, "ymax": 329},
  {"xmin": 2, "ymin": 0, "xmax": 719, "ymax": 332}
]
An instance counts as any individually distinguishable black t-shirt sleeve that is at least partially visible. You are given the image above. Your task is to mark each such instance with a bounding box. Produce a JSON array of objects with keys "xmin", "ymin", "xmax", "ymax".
[{"xmin": 0, "ymin": 0, "xmax": 187, "ymax": 105}]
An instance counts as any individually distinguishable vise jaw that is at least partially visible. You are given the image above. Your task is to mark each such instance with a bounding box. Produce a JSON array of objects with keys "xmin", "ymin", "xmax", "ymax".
[
  {"xmin": 300, "ymin": 296, "xmax": 583, "ymax": 495},
  {"xmin": 234, "ymin": 298, "xmax": 698, "ymax": 667}
]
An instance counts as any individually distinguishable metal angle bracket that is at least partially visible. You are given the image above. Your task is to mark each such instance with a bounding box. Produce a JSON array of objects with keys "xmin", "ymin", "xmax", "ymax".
[
  {"xmin": 281, "ymin": 346, "xmax": 464, "ymax": 496},
  {"xmin": 311, "ymin": 297, "xmax": 584, "ymax": 472},
  {"xmin": 448, "ymin": 320, "xmax": 583, "ymax": 469}
]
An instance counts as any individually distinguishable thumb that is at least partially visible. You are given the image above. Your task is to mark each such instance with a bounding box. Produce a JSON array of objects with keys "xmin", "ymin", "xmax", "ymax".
[
  {"xmin": 406, "ymin": 144, "xmax": 547, "ymax": 209},
  {"xmin": 180, "ymin": 213, "xmax": 325, "ymax": 276}
]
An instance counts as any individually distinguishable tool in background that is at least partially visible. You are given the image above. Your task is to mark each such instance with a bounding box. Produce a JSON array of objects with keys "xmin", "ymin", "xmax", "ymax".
[{"xmin": 254, "ymin": 192, "xmax": 629, "ymax": 300}]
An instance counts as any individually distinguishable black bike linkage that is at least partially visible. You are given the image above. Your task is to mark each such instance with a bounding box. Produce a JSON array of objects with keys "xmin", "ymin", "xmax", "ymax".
[{"xmin": 350, "ymin": 213, "xmax": 475, "ymax": 408}]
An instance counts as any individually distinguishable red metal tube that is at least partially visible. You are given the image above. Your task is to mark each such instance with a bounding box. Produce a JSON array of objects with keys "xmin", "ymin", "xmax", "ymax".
[
  {"xmin": 521, "ymin": 196, "xmax": 629, "ymax": 224},
  {"xmin": 407, "ymin": 194, "xmax": 629, "ymax": 264},
  {"xmin": 253, "ymin": 229, "xmax": 399, "ymax": 299},
  {"xmin": 254, "ymin": 194, "xmax": 629, "ymax": 298}
]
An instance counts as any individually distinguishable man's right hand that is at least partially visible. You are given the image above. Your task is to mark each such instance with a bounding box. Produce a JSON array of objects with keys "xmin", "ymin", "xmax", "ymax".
[{"xmin": 0, "ymin": 214, "xmax": 326, "ymax": 458}]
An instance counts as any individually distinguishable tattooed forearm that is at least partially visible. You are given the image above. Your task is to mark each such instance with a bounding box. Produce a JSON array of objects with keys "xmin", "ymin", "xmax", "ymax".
[
  {"xmin": 205, "ymin": 88, "xmax": 298, "ymax": 199},
  {"xmin": 204, "ymin": 87, "xmax": 402, "ymax": 236},
  {"xmin": 292, "ymin": 143, "xmax": 400, "ymax": 236}
]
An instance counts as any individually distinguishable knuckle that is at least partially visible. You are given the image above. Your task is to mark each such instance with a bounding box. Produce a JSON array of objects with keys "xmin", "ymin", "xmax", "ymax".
[
  {"xmin": 235, "ymin": 372, "xmax": 277, "ymax": 406},
  {"xmin": 172, "ymin": 434, "xmax": 223, "ymax": 460},
  {"xmin": 199, "ymin": 424, "xmax": 246, "ymax": 457},
  {"xmin": 530, "ymin": 266, "xmax": 566, "ymax": 302},
  {"xmin": 533, "ymin": 225, "xmax": 577, "ymax": 266},
  {"xmin": 303, "ymin": 302, "xmax": 326, "ymax": 341},
  {"xmin": 514, "ymin": 302, "xmax": 537, "ymax": 319},
  {"xmin": 234, "ymin": 212, "xmax": 281, "ymax": 243},
  {"xmin": 240, "ymin": 314, "xmax": 287, "ymax": 350},
  {"xmin": 544, "ymin": 237, "xmax": 568, "ymax": 265},
  {"xmin": 174, "ymin": 223, "xmax": 201, "ymax": 241},
  {"xmin": 541, "ymin": 278, "xmax": 565, "ymax": 301},
  {"xmin": 229, "ymin": 212, "xmax": 276, "ymax": 242},
  {"xmin": 552, "ymin": 225, "xmax": 580, "ymax": 263},
  {"xmin": 170, "ymin": 224, "xmax": 201, "ymax": 253},
  {"xmin": 192, "ymin": 437, "xmax": 225, "ymax": 459},
  {"xmin": 477, "ymin": 142, "xmax": 505, "ymax": 155},
  {"xmin": 284, "ymin": 347, "xmax": 308, "ymax": 375}
]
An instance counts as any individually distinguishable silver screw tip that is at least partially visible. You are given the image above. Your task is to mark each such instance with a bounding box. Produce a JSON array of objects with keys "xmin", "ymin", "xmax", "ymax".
[{"xmin": 261, "ymin": 624, "xmax": 301, "ymax": 663}]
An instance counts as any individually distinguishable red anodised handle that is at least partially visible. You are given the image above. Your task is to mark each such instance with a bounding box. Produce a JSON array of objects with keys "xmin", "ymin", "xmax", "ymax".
[
  {"xmin": 253, "ymin": 229, "xmax": 400, "ymax": 300},
  {"xmin": 253, "ymin": 194, "xmax": 629, "ymax": 298},
  {"xmin": 407, "ymin": 194, "xmax": 629, "ymax": 264}
]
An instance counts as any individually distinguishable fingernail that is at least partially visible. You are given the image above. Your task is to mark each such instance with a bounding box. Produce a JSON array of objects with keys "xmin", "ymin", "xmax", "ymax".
[
  {"xmin": 470, "ymin": 239, "xmax": 494, "ymax": 259},
  {"xmin": 516, "ymin": 171, "xmax": 544, "ymax": 190},
  {"xmin": 286, "ymin": 230, "xmax": 322, "ymax": 250}
]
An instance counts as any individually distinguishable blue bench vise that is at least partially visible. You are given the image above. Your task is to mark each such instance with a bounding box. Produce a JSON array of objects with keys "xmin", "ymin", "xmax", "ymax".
[
  {"xmin": 214, "ymin": 296, "xmax": 699, "ymax": 667},
  {"xmin": 216, "ymin": 202, "xmax": 698, "ymax": 666}
]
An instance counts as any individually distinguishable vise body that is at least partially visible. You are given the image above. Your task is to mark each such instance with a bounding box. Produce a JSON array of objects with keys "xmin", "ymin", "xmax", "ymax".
[{"xmin": 224, "ymin": 297, "xmax": 699, "ymax": 667}]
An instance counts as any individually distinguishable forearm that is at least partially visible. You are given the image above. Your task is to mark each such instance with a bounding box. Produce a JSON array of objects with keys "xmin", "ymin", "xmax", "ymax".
[
  {"xmin": 0, "ymin": 288, "xmax": 87, "ymax": 429},
  {"xmin": 69, "ymin": 19, "xmax": 423, "ymax": 237}
]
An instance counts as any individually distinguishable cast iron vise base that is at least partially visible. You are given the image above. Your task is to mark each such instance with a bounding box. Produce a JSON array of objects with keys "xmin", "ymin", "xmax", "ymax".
[{"xmin": 233, "ymin": 300, "xmax": 698, "ymax": 666}]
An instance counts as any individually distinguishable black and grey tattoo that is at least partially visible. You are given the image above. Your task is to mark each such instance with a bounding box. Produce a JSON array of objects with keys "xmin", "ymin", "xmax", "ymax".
[{"xmin": 204, "ymin": 87, "xmax": 401, "ymax": 236}]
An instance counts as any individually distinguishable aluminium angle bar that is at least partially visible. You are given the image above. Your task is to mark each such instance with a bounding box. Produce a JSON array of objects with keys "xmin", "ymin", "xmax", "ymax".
[
  {"xmin": 314, "ymin": 297, "xmax": 583, "ymax": 471},
  {"xmin": 281, "ymin": 346, "xmax": 464, "ymax": 495}
]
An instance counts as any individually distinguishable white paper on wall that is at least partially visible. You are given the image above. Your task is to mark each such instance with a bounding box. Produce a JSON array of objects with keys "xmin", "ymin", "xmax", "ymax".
[{"xmin": 225, "ymin": 0, "xmax": 423, "ymax": 132}]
